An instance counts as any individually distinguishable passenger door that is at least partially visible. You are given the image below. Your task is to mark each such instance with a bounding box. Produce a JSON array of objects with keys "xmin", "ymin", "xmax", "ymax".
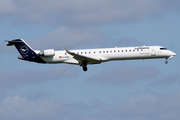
[{"xmin": 151, "ymin": 48, "xmax": 156, "ymax": 56}]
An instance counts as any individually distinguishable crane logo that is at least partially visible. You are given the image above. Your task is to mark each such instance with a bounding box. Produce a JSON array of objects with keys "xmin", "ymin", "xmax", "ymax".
[{"xmin": 20, "ymin": 46, "xmax": 29, "ymax": 54}]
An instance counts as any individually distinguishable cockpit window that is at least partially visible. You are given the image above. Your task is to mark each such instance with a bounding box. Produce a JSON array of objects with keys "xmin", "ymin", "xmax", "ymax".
[{"xmin": 160, "ymin": 48, "xmax": 167, "ymax": 50}]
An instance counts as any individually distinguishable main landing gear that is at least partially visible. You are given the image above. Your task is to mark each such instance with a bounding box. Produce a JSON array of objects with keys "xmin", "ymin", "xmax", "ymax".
[
  {"xmin": 81, "ymin": 61, "xmax": 88, "ymax": 71},
  {"xmin": 82, "ymin": 64, "xmax": 87, "ymax": 71},
  {"xmin": 82, "ymin": 64, "xmax": 88, "ymax": 71}
]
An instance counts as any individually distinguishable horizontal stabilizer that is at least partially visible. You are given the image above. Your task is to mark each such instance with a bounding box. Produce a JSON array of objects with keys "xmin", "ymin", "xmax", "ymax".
[{"xmin": 6, "ymin": 40, "xmax": 23, "ymax": 46}]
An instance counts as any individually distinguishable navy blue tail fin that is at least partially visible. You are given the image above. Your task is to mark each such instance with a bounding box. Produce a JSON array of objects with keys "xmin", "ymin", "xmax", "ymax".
[{"xmin": 7, "ymin": 39, "xmax": 45, "ymax": 63}]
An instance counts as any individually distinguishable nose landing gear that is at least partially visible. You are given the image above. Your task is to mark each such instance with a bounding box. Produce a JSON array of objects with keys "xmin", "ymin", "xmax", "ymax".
[{"xmin": 165, "ymin": 58, "xmax": 168, "ymax": 64}]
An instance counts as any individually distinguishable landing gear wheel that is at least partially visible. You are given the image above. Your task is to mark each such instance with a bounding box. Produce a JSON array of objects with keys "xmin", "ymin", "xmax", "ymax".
[
  {"xmin": 165, "ymin": 61, "xmax": 168, "ymax": 64},
  {"xmin": 82, "ymin": 64, "xmax": 87, "ymax": 71}
]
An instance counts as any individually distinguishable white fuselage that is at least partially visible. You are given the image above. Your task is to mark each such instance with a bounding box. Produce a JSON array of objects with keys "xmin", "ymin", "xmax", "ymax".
[
  {"xmin": 7, "ymin": 39, "xmax": 176, "ymax": 71},
  {"xmin": 40, "ymin": 46, "xmax": 176, "ymax": 65}
]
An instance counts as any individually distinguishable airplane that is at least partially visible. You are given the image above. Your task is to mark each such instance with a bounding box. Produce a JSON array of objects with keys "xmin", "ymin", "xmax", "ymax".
[{"xmin": 6, "ymin": 39, "xmax": 176, "ymax": 71}]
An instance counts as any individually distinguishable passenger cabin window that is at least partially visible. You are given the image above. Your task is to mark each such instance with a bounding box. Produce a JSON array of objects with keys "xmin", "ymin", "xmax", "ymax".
[{"xmin": 160, "ymin": 48, "xmax": 167, "ymax": 50}]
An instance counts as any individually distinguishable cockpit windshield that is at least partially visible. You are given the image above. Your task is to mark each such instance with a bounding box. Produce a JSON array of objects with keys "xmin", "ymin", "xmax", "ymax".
[{"xmin": 160, "ymin": 48, "xmax": 167, "ymax": 50}]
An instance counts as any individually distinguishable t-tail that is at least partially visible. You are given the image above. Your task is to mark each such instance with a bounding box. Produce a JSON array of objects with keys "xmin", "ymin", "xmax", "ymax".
[{"xmin": 6, "ymin": 39, "xmax": 45, "ymax": 63}]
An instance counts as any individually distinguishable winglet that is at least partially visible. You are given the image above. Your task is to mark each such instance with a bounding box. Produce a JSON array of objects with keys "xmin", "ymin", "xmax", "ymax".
[{"xmin": 62, "ymin": 46, "xmax": 71, "ymax": 53}]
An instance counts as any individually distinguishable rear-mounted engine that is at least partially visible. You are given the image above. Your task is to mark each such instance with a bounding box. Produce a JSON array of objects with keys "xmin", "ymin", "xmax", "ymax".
[{"xmin": 39, "ymin": 49, "xmax": 55, "ymax": 56}]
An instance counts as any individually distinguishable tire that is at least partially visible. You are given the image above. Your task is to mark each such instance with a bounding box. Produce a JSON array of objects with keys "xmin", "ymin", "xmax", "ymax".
[{"xmin": 82, "ymin": 64, "xmax": 87, "ymax": 71}]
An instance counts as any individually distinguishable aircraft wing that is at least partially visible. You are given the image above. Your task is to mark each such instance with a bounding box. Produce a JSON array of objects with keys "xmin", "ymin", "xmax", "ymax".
[{"xmin": 62, "ymin": 46, "xmax": 101, "ymax": 65}]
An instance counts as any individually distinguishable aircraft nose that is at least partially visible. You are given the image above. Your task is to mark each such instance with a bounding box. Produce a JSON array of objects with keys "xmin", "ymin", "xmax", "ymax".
[
  {"xmin": 172, "ymin": 51, "xmax": 176, "ymax": 56},
  {"xmin": 168, "ymin": 50, "xmax": 176, "ymax": 56},
  {"xmin": 169, "ymin": 51, "xmax": 176, "ymax": 59}
]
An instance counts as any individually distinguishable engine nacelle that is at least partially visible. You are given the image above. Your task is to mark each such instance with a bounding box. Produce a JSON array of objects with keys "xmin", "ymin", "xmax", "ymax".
[{"xmin": 39, "ymin": 49, "xmax": 55, "ymax": 56}]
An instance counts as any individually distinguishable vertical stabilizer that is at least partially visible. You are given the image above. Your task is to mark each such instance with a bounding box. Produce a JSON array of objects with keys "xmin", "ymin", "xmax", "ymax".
[{"xmin": 7, "ymin": 39, "xmax": 45, "ymax": 63}]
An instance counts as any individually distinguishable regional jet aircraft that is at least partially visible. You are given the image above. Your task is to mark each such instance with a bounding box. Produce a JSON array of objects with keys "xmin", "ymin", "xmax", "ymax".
[{"xmin": 7, "ymin": 39, "xmax": 176, "ymax": 71}]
